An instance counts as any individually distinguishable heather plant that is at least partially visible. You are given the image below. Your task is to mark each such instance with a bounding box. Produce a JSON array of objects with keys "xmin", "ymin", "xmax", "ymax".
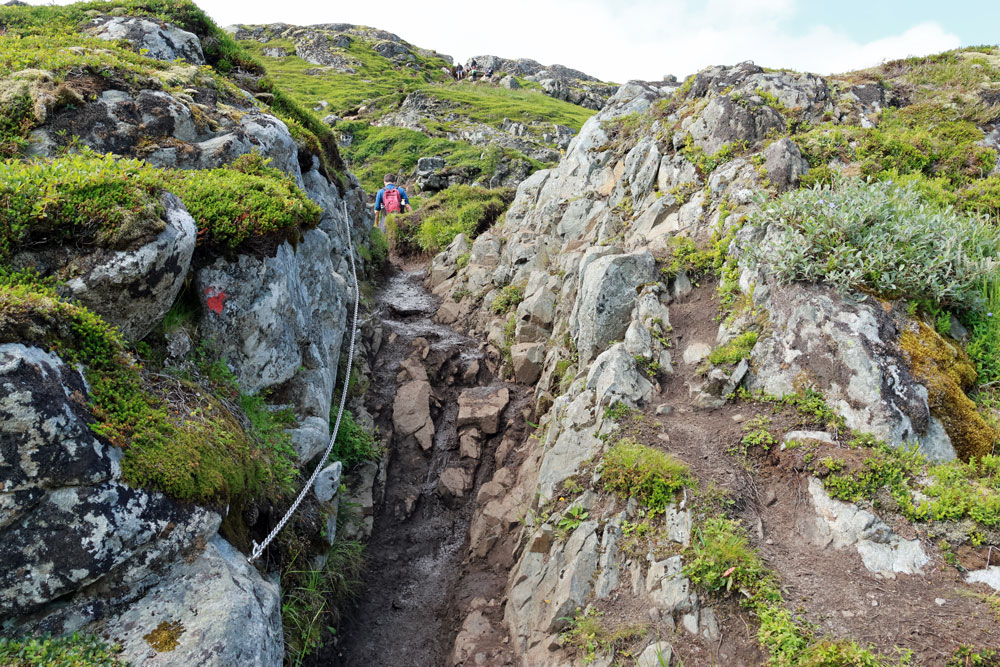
[{"xmin": 751, "ymin": 177, "xmax": 1000, "ymax": 311}]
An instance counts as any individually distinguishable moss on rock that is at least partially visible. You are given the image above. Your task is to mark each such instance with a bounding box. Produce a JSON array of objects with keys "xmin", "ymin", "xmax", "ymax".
[{"xmin": 900, "ymin": 321, "xmax": 998, "ymax": 459}]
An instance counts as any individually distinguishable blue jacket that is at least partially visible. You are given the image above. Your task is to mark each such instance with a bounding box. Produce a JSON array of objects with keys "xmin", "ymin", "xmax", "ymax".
[{"xmin": 374, "ymin": 184, "xmax": 409, "ymax": 211}]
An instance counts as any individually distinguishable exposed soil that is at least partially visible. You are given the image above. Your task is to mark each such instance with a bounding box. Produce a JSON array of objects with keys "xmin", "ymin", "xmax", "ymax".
[
  {"xmin": 621, "ymin": 282, "xmax": 1000, "ymax": 666},
  {"xmin": 325, "ymin": 265, "xmax": 523, "ymax": 667}
]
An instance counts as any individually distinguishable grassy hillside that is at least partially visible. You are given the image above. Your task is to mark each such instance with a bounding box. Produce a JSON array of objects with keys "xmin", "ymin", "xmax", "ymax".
[{"xmin": 236, "ymin": 26, "xmax": 600, "ymax": 193}]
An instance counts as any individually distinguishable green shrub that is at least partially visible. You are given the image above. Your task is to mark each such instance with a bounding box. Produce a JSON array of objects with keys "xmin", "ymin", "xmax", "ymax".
[
  {"xmin": 966, "ymin": 276, "xmax": 1000, "ymax": 385},
  {"xmin": 330, "ymin": 409, "xmax": 379, "ymax": 469},
  {"xmin": 752, "ymin": 176, "xmax": 1000, "ymax": 310},
  {"xmin": 0, "ymin": 633, "xmax": 126, "ymax": 667},
  {"xmin": 0, "ymin": 151, "xmax": 165, "ymax": 260},
  {"xmin": 491, "ymin": 284, "xmax": 523, "ymax": 314},
  {"xmin": 600, "ymin": 438, "xmax": 692, "ymax": 515},
  {"xmin": 559, "ymin": 608, "xmax": 646, "ymax": 664},
  {"xmin": 366, "ymin": 227, "xmax": 389, "ymax": 267}
]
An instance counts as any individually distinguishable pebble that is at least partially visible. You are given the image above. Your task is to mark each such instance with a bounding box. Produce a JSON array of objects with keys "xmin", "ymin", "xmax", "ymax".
[
  {"xmin": 731, "ymin": 413, "xmax": 746, "ymax": 423},
  {"xmin": 935, "ymin": 598, "xmax": 947, "ymax": 606},
  {"xmin": 656, "ymin": 403, "xmax": 674, "ymax": 416}
]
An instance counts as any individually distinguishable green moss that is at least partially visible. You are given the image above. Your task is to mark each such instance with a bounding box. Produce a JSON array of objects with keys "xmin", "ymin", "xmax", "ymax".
[
  {"xmin": 600, "ymin": 438, "xmax": 692, "ymax": 516},
  {"xmin": 0, "ymin": 280, "xmax": 295, "ymax": 504},
  {"xmin": 0, "ymin": 151, "xmax": 321, "ymax": 260},
  {"xmin": 143, "ymin": 620, "xmax": 184, "ymax": 652},
  {"xmin": 168, "ymin": 152, "xmax": 321, "ymax": 251},
  {"xmin": 423, "ymin": 83, "xmax": 594, "ymax": 133},
  {"xmin": 707, "ymin": 330, "xmax": 758, "ymax": 366},
  {"xmin": 900, "ymin": 322, "xmax": 997, "ymax": 459},
  {"xmin": 0, "ymin": 633, "xmax": 127, "ymax": 666}
]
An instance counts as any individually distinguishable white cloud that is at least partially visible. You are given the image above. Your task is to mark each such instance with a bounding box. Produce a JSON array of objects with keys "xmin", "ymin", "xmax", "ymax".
[{"xmin": 24, "ymin": 0, "xmax": 963, "ymax": 82}]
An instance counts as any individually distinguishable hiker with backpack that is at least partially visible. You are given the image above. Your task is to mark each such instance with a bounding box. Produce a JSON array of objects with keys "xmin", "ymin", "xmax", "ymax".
[{"xmin": 373, "ymin": 173, "xmax": 412, "ymax": 233}]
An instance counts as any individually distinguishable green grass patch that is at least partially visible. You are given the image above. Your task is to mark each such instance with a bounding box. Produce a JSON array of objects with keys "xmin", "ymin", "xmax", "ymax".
[
  {"xmin": 391, "ymin": 184, "xmax": 512, "ymax": 254},
  {"xmin": 490, "ymin": 284, "xmax": 523, "ymax": 314},
  {"xmin": 422, "ymin": 83, "xmax": 594, "ymax": 132},
  {"xmin": 684, "ymin": 514, "xmax": 912, "ymax": 666},
  {"xmin": 600, "ymin": 438, "xmax": 692, "ymax": 516},
  {"xmin": 282, "ymin": 538, "xmax": 365, "ymax": 667},
  {"xmin": 559, "ymin": 608, "xmax": 647, "ymax": 664},
  {"xmin": 0, "ymin": 633, "xmax": 127, "ymax": 667}
]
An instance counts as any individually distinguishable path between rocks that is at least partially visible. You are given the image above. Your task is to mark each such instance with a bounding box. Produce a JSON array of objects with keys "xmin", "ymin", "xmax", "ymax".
[{"xmin": 325, "ymin": 266, "xmax": 526, "ymax": 667}]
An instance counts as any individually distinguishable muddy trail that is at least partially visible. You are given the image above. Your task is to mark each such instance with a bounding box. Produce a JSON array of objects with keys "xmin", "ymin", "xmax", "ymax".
[
  {"xmin": 616, "ymin": 282, "xmax": 999, "ymax": 666},
  {"xmin": 324, "ymin": 265, "xmax": 526, "ymax": 667}
]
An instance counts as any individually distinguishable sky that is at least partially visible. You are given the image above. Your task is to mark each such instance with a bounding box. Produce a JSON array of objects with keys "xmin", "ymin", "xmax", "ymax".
[{"xmin": 28, "ymin": 0, "xmax": 1000, "ymax": 82}]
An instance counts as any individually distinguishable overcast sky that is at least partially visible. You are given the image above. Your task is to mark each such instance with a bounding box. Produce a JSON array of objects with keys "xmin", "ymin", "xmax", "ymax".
[{"xmin": 30, "ymin": 0, "xmax": 1000, "ymax": 82}]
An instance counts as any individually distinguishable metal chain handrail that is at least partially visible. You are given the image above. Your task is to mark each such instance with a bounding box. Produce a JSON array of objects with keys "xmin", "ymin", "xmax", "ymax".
[{"xmin": 249, "ymin": 201, "xmax": 360, "ymax": 563}]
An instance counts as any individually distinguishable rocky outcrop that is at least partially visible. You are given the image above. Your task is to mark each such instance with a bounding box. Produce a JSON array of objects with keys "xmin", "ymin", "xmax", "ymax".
[
  {"xmin": 88, "ymin": 16, "xmax": 206, "ymax": 64},
  {"xmin": 0, "ymin": 344, "xmax": 218, "ymax": 629},
  {"xmin": 464, "ymin": 55, "xmax": 617, "ymax": 110}
]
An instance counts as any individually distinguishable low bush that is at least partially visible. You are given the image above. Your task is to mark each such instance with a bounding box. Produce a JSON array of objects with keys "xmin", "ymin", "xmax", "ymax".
[
  {"xmin": 752, "ymin": 177, "xmax": 1000, "ymax": 311},
  {"xmin": 490, "ymin": 284, "xmax": 523, "ymax": 314},
  {"xmin": 0, "ymin": 633, "xmax": 126, "ymax": 667},
  {"xmin": 600, "ymin": 438, "xmax": 692, "ymax": 515},
  {"xmin": 392, "ymin": 185, "xmax": 513, "ymax": 254}
]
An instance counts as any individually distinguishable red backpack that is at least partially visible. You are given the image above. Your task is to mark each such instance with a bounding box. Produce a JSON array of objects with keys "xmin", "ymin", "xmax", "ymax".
[{"xmin": 383, "ymin": 187, "xmax": 402, "ymax": 213}]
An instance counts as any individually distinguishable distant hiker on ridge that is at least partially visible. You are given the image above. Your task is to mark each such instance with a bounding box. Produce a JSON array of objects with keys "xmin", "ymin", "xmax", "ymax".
[{"xmin": 373, "ymin": 173, "xmax": 412, "ymax": 233}]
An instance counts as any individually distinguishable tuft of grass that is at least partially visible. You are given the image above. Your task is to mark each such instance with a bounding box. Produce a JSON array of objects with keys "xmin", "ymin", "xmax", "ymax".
[
  {"xmin": 707, "ymin": 330, "xmax": 758, "ymax": 367},
  {"xmin": 329, "ymin": 409, "xmax": 380, "ymax": 469},
  {"xmin": 559, "ymin": 608, "xmax": 647, "ymax": 664},
  {"xmin": 282, "ymin": 538, "xmax": 365, "ymax": 667},
  {"xmin": 491, "ymin": 284, "xmax": 523, "ymax": 315},
  {"xmin": 600, "ymin": 438, "xmax": 692, "ymax": 516}
]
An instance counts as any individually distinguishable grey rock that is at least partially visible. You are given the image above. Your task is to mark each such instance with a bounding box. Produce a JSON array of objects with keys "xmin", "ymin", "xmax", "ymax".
[
  {"xmin": 747, "ymin": 280, "xmax": 956, "ymax": 460},
  {"xmin": 763, "ymin": 138, "xmax": 810, "ymax": 191},
  {"xmin": 438, "ymin": 467, "xmax": 474, "ymax": 499},
  {"xmin": 782, "ymin": 430, "xmax": 836, "ymax": 447},
  {"xmin": 89, "ymin": 16, "xmax": 205, "ymax": 64},
  {"xmin": 807, "ymin": 478, "xmax": 928, "ymax": 576},
  {"xmin": 586, "ymin": 344, "xmax": 654, "ymax": 408},
  {"xmin": 571, "ymin": 249, "xmax": 656, "ymax": 365},
  {"xmin": 682, "ymin": 342, "xmax": 712, "ymax": 365},
  {"xmin": 313, "ymin": 461, "xmax": 343, "ymax": 503},
  {"xmin": 966, "ymin": 567, "xmax": 1000, "ymax": 591},
  {"xmin": 686, "ymin": 94, "xmax": 786, "ymax": 156},
  {"xmin": 511, "ymin": 342, "xmax": 545, "ymax": 384},
  {"xmin": 55, "ymin": 192, "xmax": 196, "ymax": 342},
  {"xmin": 105, "ymin": 536, "xmax": 282, "ymax": 667},
  {"xmin": 637, "ymin": 642, "xmax": 673, "ymax": 667}
]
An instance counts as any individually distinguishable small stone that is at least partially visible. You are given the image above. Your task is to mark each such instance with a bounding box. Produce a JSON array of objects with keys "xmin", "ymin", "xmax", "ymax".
[
  {"xmin": 935, "ymin": 598, "xmax": 946, "ymax": 606},
  {"xmin": 681, "ymin": 611, "xmax": 699, "ymax": 635},
  {"xmin": 657, "ymin": 432, "xmax": 671, "ymax": 443},
  {"xmin": 655, "ymin": 403, "xmax": 673, "ymax": 416},
  {"xmin": 842, "ymin": 610, "xmax": 855, "ymax": 618},
  {"xmin": 731, "ymin": 413, "xmax": 746, "ymax": 423},
  {"xmin": 682, "ymin": 342, "xmax": 712, "ymax": 365}
]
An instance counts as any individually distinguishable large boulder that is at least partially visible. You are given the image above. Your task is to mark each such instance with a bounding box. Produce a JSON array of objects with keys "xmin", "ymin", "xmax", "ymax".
[
  {"xmin": 104, "ymin": 536, "xmax": 283, "ymax": 667},
  {"xmin": 570, "ymin": 249, "xmax": 657, "ymax": 365},
  {"xmin": 34, "ymin": 192, "xmax": 196, "ymax": 342},
  {"xmin": 393, "ymin": 380, "xmax": 435, "ymax": 451},
  {"xmin": 457, "ymin": 387, "xmax": 510, "ymax": 435},
  {"xmin": 0, "ymin": 344, "xmax": 217, "ymax": 624},
  {"xmin": 746, "ymin": 279, "xmax": 956, "ymax": 461},
  {"xmin": 88, "ymin": 16, "xmax": 206, "ymax": 64}
]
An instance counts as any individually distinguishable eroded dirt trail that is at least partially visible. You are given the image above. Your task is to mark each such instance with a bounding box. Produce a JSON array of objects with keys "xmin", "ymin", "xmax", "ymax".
[{"xmin": 328, "ymin": 266, "xmax": 523, "ymax": 667}]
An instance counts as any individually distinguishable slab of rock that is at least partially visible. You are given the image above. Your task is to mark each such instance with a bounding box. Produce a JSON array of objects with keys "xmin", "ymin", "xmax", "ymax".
[
  {"xmin": 89, "ymin": 16, "xmax": 205, "ymax": 64},
  {"xmin": 457, "ymin": 387, "xmax": 510, "ymax": 434},
  {"xmin": 105, "ymin": 536, "xmax": 282, "ymax": 667},
  {"xmin": 460, "ymin": 428, "xmax": 483, "ymax": 460},
  {"xmin": 393, "ymin": 380, "xmax": 435, "ymax": 450},
  {"xmin": 682, "ymin": 342, "xmax": 712, "ymax": 365},
  {"xmin": 807, "ymin": 478, "xmax": 928, "ymax": 576},
  {"xmin": 511, "ymin": 342, "xmax": 545, "ymax": 384},
  {"xmin": 966, "ymin": 566, "xmax": 1000, "ymax": 591},
  {"xmin": 438, "ymin": 467, "xmax": 474, "ymax": 499},
  {"xmin": 637, "ymin": 642, "xmax": 673, "ymax": 667}
]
